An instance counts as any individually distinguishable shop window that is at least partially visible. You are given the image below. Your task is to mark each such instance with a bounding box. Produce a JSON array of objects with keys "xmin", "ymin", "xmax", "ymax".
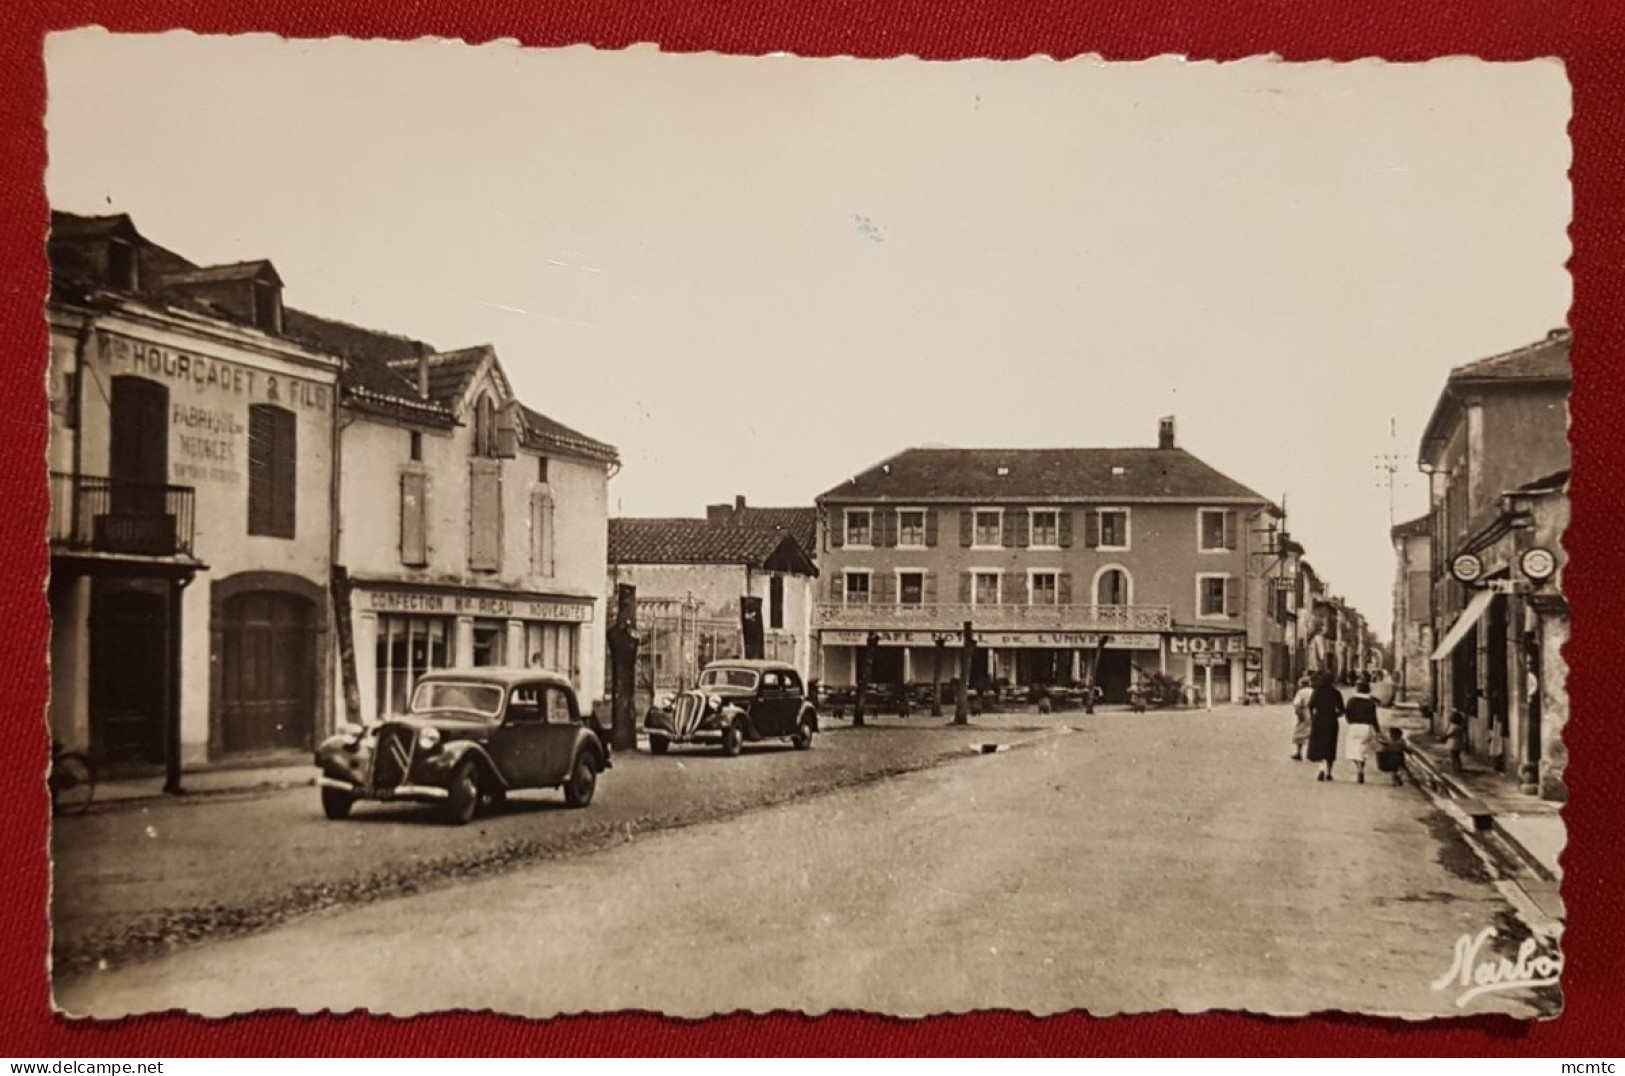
[
  {"xmin": 375, "ymin": 617, "xmax": 450, "ymax": 717},
  {"xmin": 472, "ymin": 622, "xmax": 505, "ymax": 666},
  {"xmin": 247, "ymin": 404, "xmax": 296, "ymax": 539}
]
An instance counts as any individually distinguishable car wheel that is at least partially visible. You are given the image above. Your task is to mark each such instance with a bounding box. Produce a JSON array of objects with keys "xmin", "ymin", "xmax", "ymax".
[
  {"xmin": 721, "ymin": 723, "xmax": 743, "ymax": 758},
  {"xmin": 792, "ymin": 720, "xmax": 814, "ymax": 750},
  {"xmin": 445, "ymin": 761, "xmax": 480, "ymax": 825},
  {"xmin": 320, "ymin": 786, "xmax": 354, "ymax": 820},
  {"xmin": 564, "ymin": 752, "xmax": 598, "ymax": 808},
  {"xmin": 648, "ymin": 735, "xmax": 670, "ymax": 756}
]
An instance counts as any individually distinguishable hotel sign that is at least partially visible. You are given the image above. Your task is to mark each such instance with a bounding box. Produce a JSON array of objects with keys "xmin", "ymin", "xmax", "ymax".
[
  {"xmin": 821, "ymin": 629, "xmax": 1161, "ymax": 650},
  {"xmin": 1169, "ymin": 634, "xmax": 1245, "ymax": 655},
  {"xmin": 363, "ymin": 588, "xmax": 593, "ymax": 622}
]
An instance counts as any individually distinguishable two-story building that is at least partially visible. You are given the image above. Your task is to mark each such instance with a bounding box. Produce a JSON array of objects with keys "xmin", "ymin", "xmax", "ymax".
[
  {"xmin": 812, "ymin": 418, "xmax": 1280, "ymax": 705},
  {"xmin": 1420, "ymin": 328, "xmax": 1570, "ymax": 798},
  {"xmin": 606, "ymin": 517, "xmax": 819, "ymax": 709},
  {"xmin": 280, "ymin": 315, "xmax": 620, "ymax": 724},
  {"xmin": 1390, "ymin": 513, "xmax": 1433, "ymax": 704},
  {"xmin": 48, "ymin": 212, "xmax": 342, "ymax": 779}
]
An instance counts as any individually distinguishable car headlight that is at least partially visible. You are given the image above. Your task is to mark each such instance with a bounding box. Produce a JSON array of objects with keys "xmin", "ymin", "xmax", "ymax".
[
  {"xmin": 419, "ymin": 726, "xmax": 441, "ymax": 750},
  {"xmin": 653, "ymin": 692, "xmax": 674, "ymax": 710},
  {"xmin": 707, "ymin": 694, "xmax": 722, "ymax": 711}
]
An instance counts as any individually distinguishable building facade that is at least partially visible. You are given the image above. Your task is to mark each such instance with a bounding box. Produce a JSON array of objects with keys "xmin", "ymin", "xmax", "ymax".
[
  {"xmin": 607, "ymin": 518, "xmax": 819, "ymax": 710},
  {"xmin": 1391, "ymin": 514, "xmax": 1433, "ymax": 704},
  {"xmin": 1420, "ymin": 329, "xmax": 1570, "ymax": 800},
  {"xmin": 812, "ymin": 419, "xmax": 1282, "ymax": 705},
  {"xmin": 48, "ymin": 213, "xmax": 342, "ymax": 774}
]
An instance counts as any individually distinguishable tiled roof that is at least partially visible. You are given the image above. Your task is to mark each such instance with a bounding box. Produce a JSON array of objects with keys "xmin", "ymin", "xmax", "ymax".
[
  {"xmin": 1390, "ymin": 514, "xmax": 1431, "ymax": 540},
  {"xmin": 520, "ymin": 404, "xmax": 619, "ymax": 464},
  {"xmin": 730, "ymin": 507, "xmax": 818, "ymax": 552},
  {"xmin": 156, "ymin": 260, "xmax": 282, "ymax": 287},
  {"xmin": 1449, "ymin": 328, "xmax": 1571, "ymax": 384},
  {"xmin": 609, "ymin": 519, "xmax": 816, "ymax": 574},
  {"xmin": 818, "ymin": 447, "xmax": 1270, "ymax": 504},
  {"xmin": 386, "ymin": 346, "xmax": 490, "ymax": 406}
]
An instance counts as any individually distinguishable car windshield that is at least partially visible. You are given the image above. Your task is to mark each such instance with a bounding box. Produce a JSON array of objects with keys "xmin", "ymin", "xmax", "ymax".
[
  {"xmin": 409, "ymin": 681, "xmax": 504, "ymax": 719},
  {"xmin": 699, "ymin": 667, "xmax": 760, "ymax": 690}
]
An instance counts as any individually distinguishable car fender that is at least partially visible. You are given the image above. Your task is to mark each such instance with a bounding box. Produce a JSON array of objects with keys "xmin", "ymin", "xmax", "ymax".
[
  {"xmin": 572, "ymin": 735, "xmax": 607, "ymax": 773},
  {"xmin": 428, "ymin": 740, "xmax": 509, "ymax": 788},
  {"xmin": 797, "ymin": 703, "xmax": 819, "ymax": 732}
]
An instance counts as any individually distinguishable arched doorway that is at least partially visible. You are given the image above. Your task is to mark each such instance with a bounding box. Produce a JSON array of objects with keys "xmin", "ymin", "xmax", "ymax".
[
  {"xmin": 1095, "ymin": 567, "xmax": 1132, "ymax": 606},
  {"xmin": 216, "ymin": 585, "xmax": 319, "ymax": 754}
]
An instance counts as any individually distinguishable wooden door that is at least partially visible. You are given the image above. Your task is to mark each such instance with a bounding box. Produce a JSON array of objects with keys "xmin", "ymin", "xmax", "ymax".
[
  {"xmin": 90, "ymin": 586, "xmax": 169, "ymax": 768},
  {"xmin": 219, "ymin": 591, "xmax": 316, "ymax": 753}
]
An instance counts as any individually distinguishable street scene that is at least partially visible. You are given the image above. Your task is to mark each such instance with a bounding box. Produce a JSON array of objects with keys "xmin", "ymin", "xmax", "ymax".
[{"xmin": 41, "ymin": 36, "xmax": 1570, "ymax": 1021}]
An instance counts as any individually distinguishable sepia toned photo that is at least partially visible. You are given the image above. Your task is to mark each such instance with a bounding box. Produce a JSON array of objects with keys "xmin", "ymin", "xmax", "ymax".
[{"xmin": 41, "ymin": 32, "xmax": 1570, "ymax": 1022}]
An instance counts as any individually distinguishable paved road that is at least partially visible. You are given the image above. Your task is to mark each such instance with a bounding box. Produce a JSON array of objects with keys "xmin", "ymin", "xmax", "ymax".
[
  {"xmin": 51, "ymin": 719, "xmax": 1040, "ymax": 973},
  {"xmin": 56, "ymin": 704, "xmax": 1556, "ymax": 1021}
]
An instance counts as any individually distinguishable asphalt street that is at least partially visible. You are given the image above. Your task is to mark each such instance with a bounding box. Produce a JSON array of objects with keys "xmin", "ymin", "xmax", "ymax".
[{"xmin": 54, "ymin": 703, "xmax": 1556, "ymax": 1021}]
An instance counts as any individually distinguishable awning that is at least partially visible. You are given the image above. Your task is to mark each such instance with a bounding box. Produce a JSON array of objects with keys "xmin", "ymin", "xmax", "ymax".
[{"xmin": 1430, "ymin": 588, "xmax": 1497, "ymax": 662}]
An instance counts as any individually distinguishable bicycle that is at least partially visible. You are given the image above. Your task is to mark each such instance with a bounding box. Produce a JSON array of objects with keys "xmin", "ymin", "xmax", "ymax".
[{"xmin": 49, "ymin": 740, "xmax": 95, "ymax": 816}]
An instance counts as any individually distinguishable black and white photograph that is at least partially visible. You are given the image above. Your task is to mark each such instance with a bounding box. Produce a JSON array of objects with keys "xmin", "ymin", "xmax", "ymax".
[{"xmin": 41, "ymin": 32, "xmax": 1570, "ymax": 1021}]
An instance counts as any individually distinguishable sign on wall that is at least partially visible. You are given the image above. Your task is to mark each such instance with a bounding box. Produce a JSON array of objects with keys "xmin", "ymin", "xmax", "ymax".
[
  {"xmin": 1169, "ymin": 634, "xmax": 1245, "ymax": 655},
  {"xmin": 821, "ymin": 629, "xmax": 1162, "ymax": 649},
  {"xmin": 363, "ymin": 588, "xmax": 595, "ymax": 622}
]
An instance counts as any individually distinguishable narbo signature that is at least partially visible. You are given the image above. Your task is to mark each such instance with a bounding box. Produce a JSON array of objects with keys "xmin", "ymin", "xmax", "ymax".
[{"xmin": 1432, "ymin": 926, "xmax": 1563, "ymax": 1008}]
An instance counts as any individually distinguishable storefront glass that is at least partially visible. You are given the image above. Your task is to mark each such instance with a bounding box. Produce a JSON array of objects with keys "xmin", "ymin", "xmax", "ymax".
[{"xmin": 376, "ymin": 616, "xmax": 451, "ymax": 717}]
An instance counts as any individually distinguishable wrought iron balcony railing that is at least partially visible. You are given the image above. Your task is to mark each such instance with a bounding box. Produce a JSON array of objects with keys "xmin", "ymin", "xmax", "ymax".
[
  {"xmin": 50, "ymin": 472, "xmax": 197, "ymax": 558},
  {"xmin": 815, "ymin": 602, "xmax": 1172, "ymax": 633}
]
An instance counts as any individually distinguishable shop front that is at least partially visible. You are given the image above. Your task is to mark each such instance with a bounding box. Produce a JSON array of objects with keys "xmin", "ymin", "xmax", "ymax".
[
  {"xmin": 1168, "ymin": 632, "xmax": 1247, "ymax": 705},
  {"xmin": 353, "ymin": 582, "xmax": 594, "ymax": 720}
]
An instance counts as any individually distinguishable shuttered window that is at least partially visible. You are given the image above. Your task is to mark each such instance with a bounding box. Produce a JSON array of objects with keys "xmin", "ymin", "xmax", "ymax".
[
  {"xmin": 531, "ymin": 488, "xmax": 556, "ymax": 577},
  {"xmin": 247, "ymin": 404, "xmax": 296, "ymax": 539},
  {"xmin": 400, "ymin": 471, "xmax": 427, "ymax": 566},
  {"xmin": 468, "ymin": 460, "xmax": 502, "ymax": 571}
]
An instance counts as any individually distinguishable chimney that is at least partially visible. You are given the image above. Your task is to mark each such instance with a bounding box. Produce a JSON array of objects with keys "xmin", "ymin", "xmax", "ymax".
[
  {"xmin": 735, "ymin": 494, "xmax": 746, "ymax": 511},
  {"xmin": 1158, "ymin": 416, "xmax": 1177, "ymax": 450},
  {"xmin": 417, "ymin": 348, "xmax": 430, "ymax": 401}
]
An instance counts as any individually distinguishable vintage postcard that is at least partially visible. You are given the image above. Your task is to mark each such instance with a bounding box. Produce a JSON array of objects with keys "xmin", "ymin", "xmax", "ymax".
[{"xmin": 42, "ymin": 32, "xmax": 1570, "ymax": 1021}]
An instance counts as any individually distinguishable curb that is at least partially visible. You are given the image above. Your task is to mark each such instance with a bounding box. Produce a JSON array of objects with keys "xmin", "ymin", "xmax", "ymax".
[{"xmin": 1403, "ymin": 742, "xmax": 1556, "ymax": 882}]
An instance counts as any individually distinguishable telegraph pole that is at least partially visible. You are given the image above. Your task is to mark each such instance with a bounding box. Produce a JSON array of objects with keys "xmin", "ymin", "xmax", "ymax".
[{"xmin": 1373, "ymin": 416, "xmax": 1407, "ymax": 530}]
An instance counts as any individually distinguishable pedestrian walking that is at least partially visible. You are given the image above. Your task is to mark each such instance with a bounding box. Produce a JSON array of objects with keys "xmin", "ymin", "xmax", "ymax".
[
  {"xmin": 1344, "ymin": 679, "xmax": 1382, "ymax": 784},
  {"xmin": 1306, "ymin": 672, "xmax": 1345, "ymax": 782},
  {"xmin": 1376, "ymin": 726, "xmax": 1409, "ymax": 786},
  {"xmin": 1290, "ymin": 675, "xmax": 1313, "ymax": 760}
]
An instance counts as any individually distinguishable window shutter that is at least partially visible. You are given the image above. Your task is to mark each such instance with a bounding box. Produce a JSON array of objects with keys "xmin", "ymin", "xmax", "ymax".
[
  {"xmin": 880, "ymin": 508, "xmax": 897, "ymax": 548},
  {"xmin": 1001, "ymin": 511, "xmax": 1016, "ymax": 548},
  {"xmin": 924, "ymin": 510, "xmax": 939, "ymax": 547},
  {"xmin": 1224, "ymin": 510, "xmax": 1239, "ymax": 550},
  {"xmin": 494, "ymin": 404, "xmax": 520, "ymax": 459},
  {"xmin": 959, "ymin": 510, "xmax": 973, "ymax": 547},
  {"xmin": 400, "ymin": 472, "xmax": 427, "ymax": 567},
  {"xmin": 468, "ymin": 460, "xmax": 502, "ymax": 571},
  {"xmin": 959, "ymin": 572, "xmax": 972, "ymax": 603},
  {"xmin": 876, "ymin": 572, "xmax": 895, "ymax": 604},
  {"xmin": 923, "ymin": 573, "xmax": 938, "ymax": 605},
  {"xmin": 1225, "ymin": 576, "xmax": 1241, "ymax": 617},
  {"xmin": 1084, "ymin": 509, "xmax": 1100, "ymax": 549},
  {"xmin": 1009, "ymin": 572, "xmax": 1026, "ymax": 604},
  {"xmin": 1058, "ymin": 572, "xmax": 1073, "ymax": 605},
  {"xmin": 248, "ymin": 404, "xmax": 296, "ymax": 539},
  {"xmin": 1015, "ymin": 511, "xmax": 1031, "ymax": 547},
  {"xmin": 531, "ymin": 488, "xmax": 556, "ymax": 577},
  {"xmin": 273, "ymin": 411, "xmax": 296, "ymax": 538},
  {"xmin": 831, "ymin": 573, "xmax": 845, "ymax": 602},
  {"xmin": 829, "ymin": 509, "xmax": 845, "ymax": 548},
  {"xmin": 1059, "ymin": 510, "xmax": 1074, "ymax": 548}
]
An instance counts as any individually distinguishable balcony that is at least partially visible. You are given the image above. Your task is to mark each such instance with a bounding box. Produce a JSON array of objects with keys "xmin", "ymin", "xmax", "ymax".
[
  {"xmin": 50, "ymin": 473, "xmax": 197, "ymax": 559},
  {"xmin": 815, "ymin": 602, "xmax": 1172, "ymax": 633}
]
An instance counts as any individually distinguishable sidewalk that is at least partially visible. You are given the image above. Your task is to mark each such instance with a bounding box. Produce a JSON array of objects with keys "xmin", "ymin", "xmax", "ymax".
[
  {"xmin": 91, "ymin": 764, "xmax": 315, "ymax": 808},
  {"xmin": 1391, "ymin": 710, "xmax": 1565, "ymax": 885}
]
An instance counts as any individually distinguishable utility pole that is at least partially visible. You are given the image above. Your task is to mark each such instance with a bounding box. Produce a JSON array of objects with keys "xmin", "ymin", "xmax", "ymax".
[
  {"xmin": 607, "ymin": 583, "xmax": 640, "ymax": 753},
  {"xmin": 1374, "ymin": 416, "xmax": 1407, "ymax": 531}
]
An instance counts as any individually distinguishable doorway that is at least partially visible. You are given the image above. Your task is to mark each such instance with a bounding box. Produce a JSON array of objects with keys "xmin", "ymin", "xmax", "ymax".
[
  {"xmin": 218, "ymin": 590, "xmax": 316, "ymax": 754},
  {"xmin": 89, "ymin": 583, "xmax": 169, "ymax": 769}
]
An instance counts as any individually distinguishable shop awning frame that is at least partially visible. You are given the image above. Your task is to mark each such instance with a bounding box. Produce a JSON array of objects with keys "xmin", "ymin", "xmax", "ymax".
[{"xmin": 1430, "ymin": 588, "xmax": 1497, "ymax": 662}]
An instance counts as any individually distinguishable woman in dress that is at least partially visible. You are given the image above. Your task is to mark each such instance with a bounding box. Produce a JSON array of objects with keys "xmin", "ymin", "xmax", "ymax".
[
  {"xmin": 1343, "ymin": 679, "xmax": 1383, "ymax": 784},
  {"xmin": 1290, "ymin": 675, "xmax": 1314, "ymax": 760},
  {"xmin": 1306, "ymin": 672, "xmax": 1346, "ymax": 782}
]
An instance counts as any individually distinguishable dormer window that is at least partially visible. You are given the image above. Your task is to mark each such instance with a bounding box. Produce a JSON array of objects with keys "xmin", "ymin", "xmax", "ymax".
[
  {"xmin": 253, "ymin": 277, "xmax": 283, "ymax": 334},
  {"xmin": 107, "ymin": 236, "xmax": 138, "ymax": 291},
  {"xmin": 473, "ymin": 395, "xmax": 497, "ymax": 457}
]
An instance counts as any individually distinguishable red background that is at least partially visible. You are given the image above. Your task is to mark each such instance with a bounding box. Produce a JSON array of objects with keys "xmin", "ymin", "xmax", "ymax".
[{"xmin": 2, "ymin": 0, "xmax": 1620, "ymax": 1057}]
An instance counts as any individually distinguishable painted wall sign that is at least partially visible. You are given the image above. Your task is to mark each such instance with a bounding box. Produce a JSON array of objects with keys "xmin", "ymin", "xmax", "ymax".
[
  {"xmin": 821, "ymin": 629, "xmax": 1162, "ymax": 649},
  {"xmin": 362, "ymin": 588, "xmax": 593, "ymax": 622},
  {"xmin": 1169, "ymin": 634, "xmax": 1245, "ymax": 655},
  {"xmin": 98, "ymin": 331, "xmax": 331, "ymax": 412}
]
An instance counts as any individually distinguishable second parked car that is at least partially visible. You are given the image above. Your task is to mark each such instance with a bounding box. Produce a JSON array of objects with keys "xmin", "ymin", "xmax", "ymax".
[{"xmin": 646, "ymin": 659, "xmax": 817, "ymax": 756}]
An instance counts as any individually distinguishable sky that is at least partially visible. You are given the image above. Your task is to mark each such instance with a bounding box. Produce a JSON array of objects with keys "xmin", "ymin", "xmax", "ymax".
[{"xmin": 43, "ymin": 33, "xmax": 1572, "ymax": 636}]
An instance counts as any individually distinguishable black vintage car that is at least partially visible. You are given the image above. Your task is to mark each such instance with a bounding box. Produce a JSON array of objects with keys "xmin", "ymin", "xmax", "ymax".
[
  {"xmin": 645, "ymin": 659, "xmax": 818, "ymax": 756},
  {"xmin": 314, "ymin": 668, "xmax": 610, "ymax": 824}
]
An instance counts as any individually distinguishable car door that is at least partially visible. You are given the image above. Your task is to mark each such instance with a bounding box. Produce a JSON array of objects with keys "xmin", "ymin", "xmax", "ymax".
[
  {"xmin": 780, "ymin": 670, "xmax": 809, "ymax": 732},
  {"xmin": 489, "ymin": 684, "xmax": 551, "ymax": 786},
  {"xmin": 753, "ymin": 670, "xmax": 794, "ymax": 737},
  {"xmin": 533, "ymin": 685, "xmax": 585, "ymax": 782}
]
